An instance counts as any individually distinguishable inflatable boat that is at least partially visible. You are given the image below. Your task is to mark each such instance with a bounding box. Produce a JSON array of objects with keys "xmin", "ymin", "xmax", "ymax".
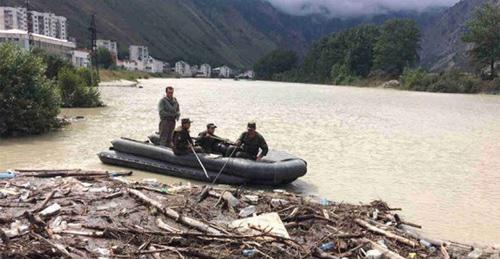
[{"xmin": 98, "ymin": 138, "xmax": 307, "ymax": 185}]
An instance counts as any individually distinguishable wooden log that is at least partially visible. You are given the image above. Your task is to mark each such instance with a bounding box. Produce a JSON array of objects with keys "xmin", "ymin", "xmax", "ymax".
[
  {"xmin": 441, "ymin": 245, "xmax": 450, "ymax": 259},
  {"xmin": 33, "ymin": 190, "xmax": 57, "ymax": 213},
  {"xmin": 208, "ymin": 190, "xmax": 239, "ymax": 212},
  {"xmin": 355, "ymin": 218, "xmax": 418, "ymax": 247},
  {"xmin": 18, "ymin": 170, "xmax": 132, "ymax": 178},
  {"xmin": 156, "ymin": 218, "xmax": 182, "ymax": 233},
  {"xmin": 128, "ymin": 189, "xmax": 221, "ymax": 235},
  {"xmin": 51, "ymin": 229, "xmax": 104, "ymax": 237},
  {"xmin": 31, "ymin": 232, "xmax": 78, "ymax": 259},
  {"xmin": 362, "ymin": 238, "xmax": 405, "ymax": 259}
]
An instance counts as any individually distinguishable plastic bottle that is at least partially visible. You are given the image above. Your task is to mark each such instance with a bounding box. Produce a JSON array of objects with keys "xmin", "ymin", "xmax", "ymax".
[
  {"xmin": 319, "ymin": 198, "xmax": 330, "ymax": 206},
  {"xmin": 0, "ymin": 171, "xmax": 15, "ymax": 179},
  {"xmin": 242, "ymin": 248, "xmax": 256, "ymax": 257},
  {"xmin": 420, "ymin": 239, "xmax": 436, "ymax": 253},
  {"xmin": 319, "ymin": 242, "xmax": 335, "ymax": 251}
]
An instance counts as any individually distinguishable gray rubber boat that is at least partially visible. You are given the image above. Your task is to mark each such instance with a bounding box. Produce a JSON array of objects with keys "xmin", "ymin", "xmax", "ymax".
[{"xmin": 98, "ymin": 138, "xmax": 307, "ymax": 185}]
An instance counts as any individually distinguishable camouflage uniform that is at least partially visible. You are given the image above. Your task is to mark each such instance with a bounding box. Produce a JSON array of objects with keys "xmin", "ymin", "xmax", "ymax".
[
  {"xmin": 158, "ymin": 96, "xmax": 180, "ymax": 147},
  {"xmin": 235, "ymin": 131, "xmax": 268, "ymax": 160},
  {"xmin": 172, "ymin": 125, "xmax": 203, "ymax": 155},
  {"xmin": 196, "ymin": 130, "xmax": 222, "ymax": 154}
]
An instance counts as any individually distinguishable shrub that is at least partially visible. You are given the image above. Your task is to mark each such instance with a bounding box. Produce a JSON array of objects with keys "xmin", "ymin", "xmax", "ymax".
[
  {"xmin": 57, "ymin": 67, "xmax": 103, "ymax": 108},
  {"xmin": 400, "ymin": 68, "xmax": 427, "ymax": 89},
  {"xmin": 0, "ymin": 44, "xmax": 61, "ymax": 136},
  {"xmin": 331, "ymin": 64, "xmax": 359, "ymax": 85}
]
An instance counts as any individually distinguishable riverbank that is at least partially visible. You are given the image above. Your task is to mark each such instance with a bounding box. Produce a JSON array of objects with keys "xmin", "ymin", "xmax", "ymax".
[
  {"xmin": 99, "ymin": 69, "xmax": 177, "ymax": 82},
  {"xmin": 1, "ymin": 169, "xmax": 498, "ymax": 258}
]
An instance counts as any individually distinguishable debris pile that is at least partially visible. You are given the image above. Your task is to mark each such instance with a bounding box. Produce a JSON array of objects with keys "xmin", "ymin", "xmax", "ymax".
[{"xmin": 0, "ymin": 169, "xmax": 498, "ymax": 258}]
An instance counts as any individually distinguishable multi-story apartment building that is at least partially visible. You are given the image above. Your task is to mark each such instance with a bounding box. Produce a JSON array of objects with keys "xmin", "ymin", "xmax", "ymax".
[
  {"xmin": 0, "ymin": 7, "xmax": 27, "ymax": 31},
  {"xmin": 96, "ymin": 39, "xmax": 118, "ymax": 57},
  {"xmin": 0, "ymin": 7, "xmax": 67, "ymax": 40},
  {"xmin": 129, "ymin": 45, "xmax": 149, "ymax": 62},
  {"xmin": 29, "ymin": 11, "xmax": 67, "ymax": 40}
]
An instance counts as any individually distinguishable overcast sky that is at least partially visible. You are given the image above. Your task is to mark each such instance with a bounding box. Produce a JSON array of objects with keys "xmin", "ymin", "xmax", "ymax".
[{"xmin": 265, "ymin": 0, "xmax": 461, "ymax": 17}]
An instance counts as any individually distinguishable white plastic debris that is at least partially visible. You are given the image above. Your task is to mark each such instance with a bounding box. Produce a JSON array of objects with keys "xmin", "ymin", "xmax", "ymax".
[
  {"xmin": 242, "ymin": 195, "xmax": 259, "ymax": 203},
  {"xmin": 230, "ymin": 212, "xmax": 290, "ymax": 238},
  {"xmin": 365, "ymin": 249, "xmax": 382, "ymax": 259},
  {"xmin": 238, "ymin": 205, "xmax": 256, "ymax": 218},
  {"xmin": 80, "ymin": 182, "xmax": 93, "ymax": 187},
  {"xmin": 89, "ymin": 187, "xmax": 108, "ymax": 193},
  {"xmin": 467, "ymin": 249, "xmax": 483, "ymax": 259},
  {"xmin": 271, "ymin": 198, "xmax": 289, "ymax": 207},
  {"xmin": 39, "ymin": 203, "xmax": 61, "ymax": 216}
]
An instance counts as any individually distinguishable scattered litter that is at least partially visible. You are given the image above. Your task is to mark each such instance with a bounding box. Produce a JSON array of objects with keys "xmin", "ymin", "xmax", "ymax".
[
  {"xmin": 39, "ymin": 203, "xmax": 61, "ymax": 217},
  {"xmin": 0, "ymin": 169, "xmax": 495, "ymax": 258},
  {"xmin": 238, "ymin": 205, "xmax": 256, "ymax": 218},
  {"xmin": 80, "ymin": 182, "xmax": 93, "ymax": 187},
  {"xmin": 230, "ymin": 212, "xmax": 290, "ymax": 238},
  {"xmin": 365, "ymin": 249, "xmax": 382, "ymax": 259},
  {"xmin": 89, "ymin": 187, "xmax": 108, "ymax": 193},
  {"xmin": 242, "ymin": 248, "xmax": 256, "ymax": 257},
  {"xmin": 242, "ymin": 195, "xmax": 259, "ymax": 203},
  {"xmin": 271, "ymin": 198, "xmax": 289, "ymax": 207},
  {"xmin": 319, "ymin": 241, "xmax": 335, "ymax": 251}
]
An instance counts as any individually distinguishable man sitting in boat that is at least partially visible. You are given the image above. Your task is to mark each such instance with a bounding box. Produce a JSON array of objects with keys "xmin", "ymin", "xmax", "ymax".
[
  {"xmin": 196, "ymin": 123, "xmax": 224, "ymax": 154},
  {"xmin": 173, "ymin": 118, "xmax": 203, "ymax": 155},
  {"xmin": 227, "ymin": 122, "xmax": 268, "ymax": 161}
]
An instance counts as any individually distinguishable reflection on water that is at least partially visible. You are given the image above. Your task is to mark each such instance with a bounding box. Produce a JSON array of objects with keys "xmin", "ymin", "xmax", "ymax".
[{"xmin": 1, "ymin": 78, "xmax": 499, "ymax": 244}]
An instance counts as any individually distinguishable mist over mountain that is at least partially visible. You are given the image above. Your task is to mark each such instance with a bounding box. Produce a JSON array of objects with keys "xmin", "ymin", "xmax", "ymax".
[{"xmin": 264, "ymin": 0, "xmax": 460, "ymax": 18}]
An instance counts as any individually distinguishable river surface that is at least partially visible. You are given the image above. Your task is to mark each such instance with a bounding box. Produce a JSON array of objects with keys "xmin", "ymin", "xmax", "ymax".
[{"xmin": 1, "ymin": 78, "xmax": 499, "ymax": 244}]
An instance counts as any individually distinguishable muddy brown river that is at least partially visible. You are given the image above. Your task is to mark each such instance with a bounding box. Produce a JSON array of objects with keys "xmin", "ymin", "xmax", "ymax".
[{"xmin": 1, "ymin": 78, "xmax": 499, "ymax": 244}]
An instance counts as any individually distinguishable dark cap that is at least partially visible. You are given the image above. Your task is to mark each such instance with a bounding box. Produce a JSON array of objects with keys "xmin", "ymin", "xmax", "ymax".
[
  {"xmin": 181, "ymin": 118, "xmax": 193, "ymax": 124},
  {"xmin": 247, "ymin": 122, "xmax": 256, "ymax": 129},
  {"xmin": 207, "ymin": 123, "xmax": 217, "ymax": 129}
]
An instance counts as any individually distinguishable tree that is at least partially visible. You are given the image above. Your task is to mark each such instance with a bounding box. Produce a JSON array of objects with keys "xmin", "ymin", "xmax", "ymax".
[
  {"xmin": 253, "ymin": 50, "xmax": 298, "ymax": 80},
  {"xmin": 32, "ymin": 48, "xmax": 72, "ymax": 80},
  {"xmin": 462, "ymin": 3, "xmax": 500, "ymax": 79},
  {"xmin": 373, "ymin": 19, "xmax": 421, "ymax": 76},
  {"xmin": 57, "ymin": 67, "xmax": 103, "ymax": 108},
  {"xmin": 97, "ymin": 47, "xmax": 115, "ymax": 69},
  {"xmin": 0, "ymin": 44, "xmax": 61, "ymax": 136}
]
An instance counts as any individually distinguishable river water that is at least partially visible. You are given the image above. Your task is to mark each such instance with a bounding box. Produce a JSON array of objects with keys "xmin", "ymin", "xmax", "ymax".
[{"xmin": 1, "ymin": 78, "xmax": 499, "ymax": 244}]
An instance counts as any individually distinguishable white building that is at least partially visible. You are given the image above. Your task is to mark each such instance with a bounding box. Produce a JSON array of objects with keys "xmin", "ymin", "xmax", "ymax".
[
  {"xmin": 0, "ymin": 6, "xmax": 27, "ymax": 31},
  {"xmin": 199, "ymin": 63, "xmax": 211, "ymax": 78},
  {"xmin": 145, "ymin": 56, "xmax": 164, "ymax": 73},
  {"xmin": 118, "ymin": 59, "xmax": 145, "ymax": 71},
  {"xmin": 71, "ymin": 49, "xmax": 90, "ymax": 68},
  {"xmin": 175, "ymin": 61, "xmax": 192, "ymax": 77},
  {"xmin": 129, "ymin": 45, "xmax": 148, "ymax": 62},
  {"xmin": 29, "ymin": 11, "xmax": 67, "ymax": 40},
  {"xmin": 237, "ymin": 70, "xmax": 255, "ymax": 79},
  {"xmin": 215, "ymin": 65, "xmax": 233, "ymax": 78},
  {"xmin": 96, "ymin": 39, "xmax": 118, "ymax": 57},
  {"xmin": 0, "ymin": 29, "xmax": 75, "ymax": 57}
]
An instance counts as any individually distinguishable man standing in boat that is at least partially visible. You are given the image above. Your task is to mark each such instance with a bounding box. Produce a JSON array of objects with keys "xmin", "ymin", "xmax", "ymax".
[
  {"xmin": 158, "ymin": 86, "xmax": 180, "ymax": 147},
  {"xmin": 229, "ymin": 122, "xmax": 268, "ymax": 160},
  {"xmin": 173, "ymin": 118, "xmax": 203, "ymax": 155}
]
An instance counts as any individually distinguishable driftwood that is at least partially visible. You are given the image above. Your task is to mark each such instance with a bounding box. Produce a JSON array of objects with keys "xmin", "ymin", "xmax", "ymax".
[
  {"xmin": 32, "ymin": 190, "xmax": 57, "ymax": 213},
  {"xmin": 128, "ymin": 189, "xmax": 221, "ymax": 235},
  {"xmin": 17, "ymin": 169, "xmax": 132, "ymax": 178},
  {"xmin": 355, "ymin": 218, "xmax": 418, "ymax": 247},
  {"xmin": 208, "ymin": 190, "xmax": 239, "ymax": 211},
  {"xmin": 0, "ymin": 169, "xmax": 490, "ymax": 259},
  {"xmin": 363, "ymin": 238, "xmax": 405, "ymax": 259},
  {"xmin": 156, "ymin": 218, "xmax": 182, "ymax": 233}
]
